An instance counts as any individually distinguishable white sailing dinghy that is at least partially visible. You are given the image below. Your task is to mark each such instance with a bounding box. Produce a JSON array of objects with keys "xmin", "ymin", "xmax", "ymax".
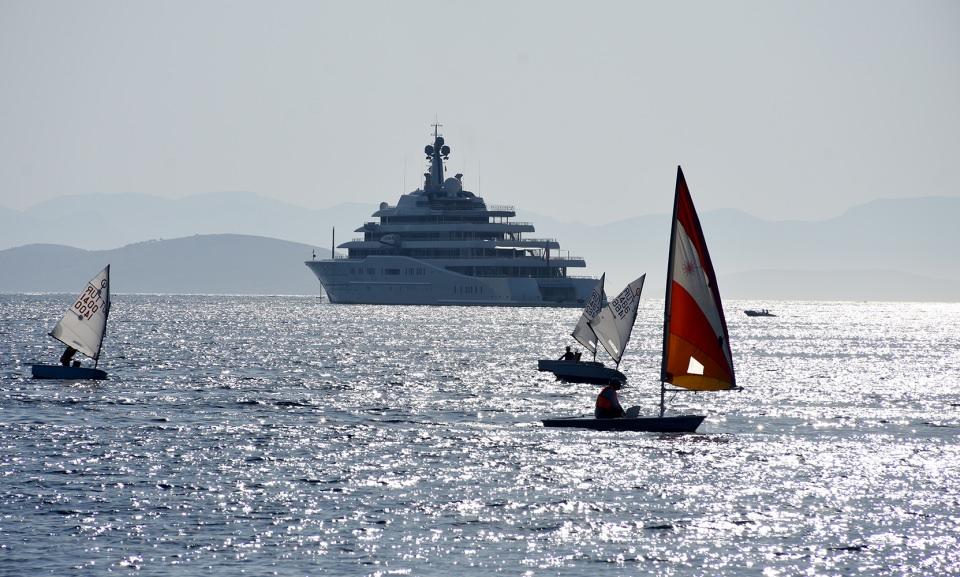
[
  {"xmin": 543, "ymin": 167, "xmax": 737, "ymax": 432},
  {"xmin": 537, "ymin": 274, "xmax": 629, "ymax": 385},
  {"xmin": 31, "ymin": 265, "xmax": 111, "ymax": 380}
]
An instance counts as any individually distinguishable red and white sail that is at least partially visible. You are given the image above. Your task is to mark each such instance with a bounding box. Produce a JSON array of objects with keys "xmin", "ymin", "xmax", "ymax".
[{"xmin": 660, "ymin": 168, "xmax": 735, "ymax": 391}]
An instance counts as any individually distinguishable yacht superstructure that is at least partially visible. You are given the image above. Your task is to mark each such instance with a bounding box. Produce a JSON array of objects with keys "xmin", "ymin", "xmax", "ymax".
[{"xmin": 305, "ymin": 128, "xmax": 596, "ymax": 306}]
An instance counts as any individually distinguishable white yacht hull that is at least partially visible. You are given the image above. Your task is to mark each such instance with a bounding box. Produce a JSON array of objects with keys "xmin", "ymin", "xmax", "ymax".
[{"xmin": 306, "ymin": 256, "xmax": 595, "ymax": 307}]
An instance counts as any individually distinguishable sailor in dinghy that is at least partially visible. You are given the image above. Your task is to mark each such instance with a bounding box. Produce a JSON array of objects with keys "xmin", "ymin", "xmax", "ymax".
[
  {"xmin": 59, "ymin": 346, "xmax": 80, "ymax": 368},
  {"xmin": 595, "ymin": 381, "xmax": 626, "ymax": 419}
]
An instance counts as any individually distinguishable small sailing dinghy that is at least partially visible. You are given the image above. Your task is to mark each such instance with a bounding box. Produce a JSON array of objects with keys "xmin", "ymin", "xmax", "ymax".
[
  {"xmin": 543, "ymin": 167, "xmax": 737, "ymax": 433},
  {"xmin": 31, "ymin": 265, "xmax": 111, "ymax": 380},
  {"xmin": 537, "ymin": 274, "xmax": 629, "ymax": 385}
]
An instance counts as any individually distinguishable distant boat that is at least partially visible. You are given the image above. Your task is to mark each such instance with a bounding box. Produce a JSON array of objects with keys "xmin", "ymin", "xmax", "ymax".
[
  {"xmin": 31, "ymin": 265, "xmax": 111, "ymax": 380},
  {"xmin": 744, "ymin": 309, "xmax": 776, "ymax": 317},
  {"xmin": 544, "ymin": 167, "xmax": 738, "ymax": 433},
  {"xmin": 537, "ymin": 274, "xmax": 624, "ymax": 385}
]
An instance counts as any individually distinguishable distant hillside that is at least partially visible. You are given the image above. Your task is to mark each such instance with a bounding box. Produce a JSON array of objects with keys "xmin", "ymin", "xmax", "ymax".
[
  {"xmin": 719, "ymin": 268, "xmax": 960, "ymax": 302},
  {"xmin": 2, "ymin": 234, "xmax": 957, "ymax": 301},
  {"xmin": 521, "ymin": 196, "xmax": 960, "ymax": 296},
  {"xmin": 2, "ymin": 192, "xmax": 958, "ymax": 301},
  {"xmin": 0, "ymin": 234, "xmax": 324, "ymax": 294},
  {"xmin": 0, "ymin": 191, "xmax": 371, "ymax": 251}
]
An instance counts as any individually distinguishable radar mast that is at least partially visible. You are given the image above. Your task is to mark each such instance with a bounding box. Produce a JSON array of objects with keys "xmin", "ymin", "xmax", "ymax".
[{"xmin": 423, "ymin": 123, "xmax": 450, "ymax": 192}]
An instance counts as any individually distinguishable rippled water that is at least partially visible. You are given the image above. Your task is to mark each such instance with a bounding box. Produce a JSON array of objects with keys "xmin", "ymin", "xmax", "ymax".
[{"xmin": 1, "ymin": 295, "xmax": 959, "ymax": 576}]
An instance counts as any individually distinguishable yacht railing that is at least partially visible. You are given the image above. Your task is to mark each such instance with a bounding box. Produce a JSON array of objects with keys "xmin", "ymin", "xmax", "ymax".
[
  {"xmin": 367, "ymin": 220, "xmax": 534, "ymax": 227},
  {"xmin": 348, "ymin": 237, "xmax": 561, "ymax": 244},
  {"xmin": 326, "ymin": 251, "xmax": 586, "ymax": 262},
  {"xmin": 515, "ymin": 238, "xmax": 557, "ymax": 244}
]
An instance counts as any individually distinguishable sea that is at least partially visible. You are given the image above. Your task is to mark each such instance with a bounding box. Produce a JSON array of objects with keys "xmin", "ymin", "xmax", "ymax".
[{"xmin": 1, "ymin": 295, "xmax": 958, "ymax": 576}]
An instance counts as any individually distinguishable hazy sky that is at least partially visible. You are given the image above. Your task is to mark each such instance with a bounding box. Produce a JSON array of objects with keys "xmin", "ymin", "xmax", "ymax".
[{"xmin": 1, "ymin": 1, "xmax": 957, "ymax": 223}]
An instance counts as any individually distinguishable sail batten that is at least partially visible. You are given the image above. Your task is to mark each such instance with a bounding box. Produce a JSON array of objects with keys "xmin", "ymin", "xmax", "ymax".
[
  {"xmin": 49, "ymin": 265, "xmax": 111, "ymax": 361},
  {"xmin": 662, "ymin": 168, "xmax": 735, "ymax": 390}
]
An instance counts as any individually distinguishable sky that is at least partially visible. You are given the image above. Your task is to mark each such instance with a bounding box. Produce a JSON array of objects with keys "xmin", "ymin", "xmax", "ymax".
[{"xmin": 1, "ymin": 0, "xmax": 957, "ymax": 224}]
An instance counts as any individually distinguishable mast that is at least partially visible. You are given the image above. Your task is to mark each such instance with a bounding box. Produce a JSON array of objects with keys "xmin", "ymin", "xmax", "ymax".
[
  {"xmin": 424, "ymin": 123, "xmax": 450, "ymax": 192},
  {"xmin": 94, "ymin": 265, "xmax": 111, "ymax": 368},
  {"xmin": 592, "ymin": 274, "xmax": 604, "ymax": 362},
  {"xmin": 659, "ymin": 167, "xmax": 684, "ymax": 416},
  {"xmin": 331, "ymin": 227, "xmax": 335, "ymax": 259}
]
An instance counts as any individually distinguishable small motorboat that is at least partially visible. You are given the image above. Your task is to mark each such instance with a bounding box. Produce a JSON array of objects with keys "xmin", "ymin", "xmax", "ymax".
[{"xmin": 744, "ymin": 309, "xmax": 776, "ymax": 317}]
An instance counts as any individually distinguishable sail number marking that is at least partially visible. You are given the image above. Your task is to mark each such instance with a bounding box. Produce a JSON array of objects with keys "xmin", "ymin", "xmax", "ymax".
[
  {"xmin": 73, "ymin": 284, "xmax": 104, "ymax": 320},
  {"xmin": 611, "ymin": 288, "xmax": 635, "ymax": 319}
]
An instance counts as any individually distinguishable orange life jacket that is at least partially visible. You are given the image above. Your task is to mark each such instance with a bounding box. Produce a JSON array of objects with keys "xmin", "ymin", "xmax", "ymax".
[{"xmin": 595, "ymin": 385, "xmax": 622, "ymax": 416}]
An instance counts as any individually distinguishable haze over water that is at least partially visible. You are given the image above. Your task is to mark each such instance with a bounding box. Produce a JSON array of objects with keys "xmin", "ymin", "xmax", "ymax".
[{"xmin": 2, "ymin": 295, "xmax": 959, "ymax": 576}]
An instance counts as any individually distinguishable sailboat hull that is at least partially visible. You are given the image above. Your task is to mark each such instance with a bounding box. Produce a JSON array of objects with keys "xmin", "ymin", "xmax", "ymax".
[
  {"xmin": 31, "ymin": 364, "xmax": 108, "ymax": 380},
  {"xmin": 537, "ymin": 360, "xmax": 626, "ymax": 384},
  {"xmin": 542, "ymin": 415, "xmax": 705, "ymax": 432}
]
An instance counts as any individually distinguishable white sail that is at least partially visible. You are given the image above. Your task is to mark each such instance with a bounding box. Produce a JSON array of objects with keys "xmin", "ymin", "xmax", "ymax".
[
  {"xmin": 590, "ymin": 274, "xmax": 645, "ymax": 365},
  {"xmin": 50, "ymin": 265, "xmax": 111, "ymax": 360},
  {"xmin": 571, "ymin": 273, "xmax": 605, "ymax": 353}
]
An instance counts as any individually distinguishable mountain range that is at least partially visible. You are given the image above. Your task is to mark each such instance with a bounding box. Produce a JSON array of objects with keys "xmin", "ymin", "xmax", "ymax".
[
  {"xmin": 0, "ymin": 235, "xmax": 322, "ymax": 294},
  {"xmin": 1, "ymin": 192, "xmax": 957, "ymax": 301},
  {"xmin": 523, "ymin": 196, "xmax": 960, "ymax": 301},
  {"xmin": 0, "ymin": 191, "xmax": 369, "ymax": 251}
]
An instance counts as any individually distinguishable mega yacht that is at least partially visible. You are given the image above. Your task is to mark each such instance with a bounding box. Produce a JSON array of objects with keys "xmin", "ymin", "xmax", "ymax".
[{"xmin": 305, "ymin": 128, "xmax": 596, "ymax": 306}]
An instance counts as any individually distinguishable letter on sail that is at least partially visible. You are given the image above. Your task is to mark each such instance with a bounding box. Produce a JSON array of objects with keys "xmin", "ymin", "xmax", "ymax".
[
  {"xmin": 661, "ymin": 168, "xmax": 736, "ymax": 391},
  {"xmin": 50, "ymin": 265, "xmax": 111, "ymax": 361},
  {"xmin": 571, "ymin": 273, "xmax": 605, "ymax": 353},
  {"xmin": 591, "ymin": 275, "xmax": 646, "ymax": 365}
]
